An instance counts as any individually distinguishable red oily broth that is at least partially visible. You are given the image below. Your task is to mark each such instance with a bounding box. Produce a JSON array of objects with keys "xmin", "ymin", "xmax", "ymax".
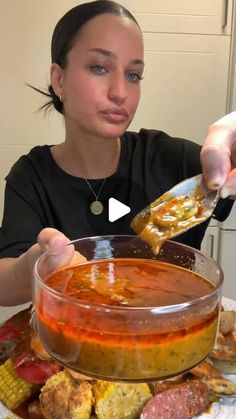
[
  {"xmin": 44, "ymin": 258, "xmax": 214, "ymax": 307},
  {"xmin": 35, "ymin": 258, "xmax": 219, "ymax": 380}
]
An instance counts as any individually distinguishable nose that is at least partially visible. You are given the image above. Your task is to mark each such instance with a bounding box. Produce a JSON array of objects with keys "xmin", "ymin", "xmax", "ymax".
[{"xmin": 108, "ymin": 72, "xmax": 127, "ymax": 105}]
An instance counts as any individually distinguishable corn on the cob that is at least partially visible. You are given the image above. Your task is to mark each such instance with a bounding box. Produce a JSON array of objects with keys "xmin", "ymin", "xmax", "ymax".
[
  {"xmin": 0, "ymin": 358, "xmax": 32, "ymax": 410},
  {"xmin": 40, "ymin": 369, "xmax": 93, "ymax": 419},
  {"xmin": 93, "ymin": 380, "xmax": 152, "ymax": 419}
]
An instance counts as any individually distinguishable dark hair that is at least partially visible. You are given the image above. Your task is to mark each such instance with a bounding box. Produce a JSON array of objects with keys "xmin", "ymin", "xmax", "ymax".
[{"xmin": 30, "ymin": 1, "xmax": 139, "ymax": 114}]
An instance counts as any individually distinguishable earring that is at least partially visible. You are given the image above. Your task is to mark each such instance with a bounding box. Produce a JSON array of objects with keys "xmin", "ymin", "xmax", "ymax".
[{"xmin": 59, "ymin": 94, "xmax": 63, "ymax": 102}]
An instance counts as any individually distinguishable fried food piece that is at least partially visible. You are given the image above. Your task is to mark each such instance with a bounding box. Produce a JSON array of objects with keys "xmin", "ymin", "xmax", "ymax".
[
  {"xmin": 28, "ymin": 400, "xmax": 42, "ymax": 416},
  {"xmin": 93, "ymin": 380, "xmax": 151, "ymax": 419},
  {"xmin": 40, "ymin": 369, "xmax": 93, "ymax": 419},
  {"xmin": 209, "ymin": 311, "xmax": 236, "ymax": 373},
  {"xmin": 189, "ymin": 360, "xmax": 222, "ymax": 379},
  {"xmin": 219, "ymin": 311, "xmax": 236, "ymax": 335},
  {"xmin": 210, "ymin": 336, "xmax": 236, "ymax": 361}
]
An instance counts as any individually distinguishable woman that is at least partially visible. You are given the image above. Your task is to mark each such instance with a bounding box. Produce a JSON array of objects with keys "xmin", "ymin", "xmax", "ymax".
[{"xmin": 0, "ymin": 0, "xmax": 235, "ymax": 306}]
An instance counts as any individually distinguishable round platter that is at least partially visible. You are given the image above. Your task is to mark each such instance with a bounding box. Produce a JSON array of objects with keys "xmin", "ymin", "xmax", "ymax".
[{"xmin": 0, "ymin": 297, "xmax": 236, "ymax": 419}]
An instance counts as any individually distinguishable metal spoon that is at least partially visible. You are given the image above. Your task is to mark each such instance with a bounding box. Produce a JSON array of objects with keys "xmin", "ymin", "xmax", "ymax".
[{"xmin": 131, "ymin": 174, "xmax": 220, "ymax": 254}]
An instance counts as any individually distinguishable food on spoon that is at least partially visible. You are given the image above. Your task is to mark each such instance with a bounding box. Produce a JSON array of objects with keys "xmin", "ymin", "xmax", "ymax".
[
  {"xmin": 40, "ymin": 369, "xmax": 93, "ymax": 419},
  {"xmin": 93, "ymin": 380, "xmax": 151, "ymax": 419},
  {"xmin": 152, "ymin": 196, "xmax": 199, "ymax": 228},
  {"xmin": 131, "ymin": 192, "xmax": 207, "ymax": 254},
  {"xmin": 140, "ymin": 380, "xmax": 209, "ymax": 419}
]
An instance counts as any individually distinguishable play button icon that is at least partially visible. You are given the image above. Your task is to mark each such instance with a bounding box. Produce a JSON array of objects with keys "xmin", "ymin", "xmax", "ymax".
[{"xmin": 108, "ymin": 197, "xmax": 131, "ymax": 222}]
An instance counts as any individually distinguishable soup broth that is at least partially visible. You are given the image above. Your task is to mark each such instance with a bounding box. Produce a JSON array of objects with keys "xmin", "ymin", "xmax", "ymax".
[{"xmin": 35, "ymin": 258, "xmax": 219, "ymax": 381}]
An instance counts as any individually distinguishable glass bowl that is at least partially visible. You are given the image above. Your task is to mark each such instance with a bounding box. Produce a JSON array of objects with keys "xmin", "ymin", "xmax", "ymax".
[{"xmin": 33, "ymin": 235, "xmax": 223, "ymax": 383}]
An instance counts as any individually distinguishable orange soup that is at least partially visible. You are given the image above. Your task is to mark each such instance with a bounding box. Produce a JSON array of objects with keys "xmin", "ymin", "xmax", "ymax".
[{"xmin": 35, "ymin": 258, "xmax": 219, "ymax": 381}]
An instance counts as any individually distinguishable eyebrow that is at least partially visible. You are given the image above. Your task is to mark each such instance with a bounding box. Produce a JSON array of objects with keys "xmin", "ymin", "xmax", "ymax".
[{"xmin": 89, "ymin": 48, "xmax": 144, "ymax": 66}]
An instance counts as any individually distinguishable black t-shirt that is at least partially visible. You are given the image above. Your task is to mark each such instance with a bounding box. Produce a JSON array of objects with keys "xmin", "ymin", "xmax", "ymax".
[{"xmin": 0, "ymin": 129, "xmax": 233, "ymax": 257}]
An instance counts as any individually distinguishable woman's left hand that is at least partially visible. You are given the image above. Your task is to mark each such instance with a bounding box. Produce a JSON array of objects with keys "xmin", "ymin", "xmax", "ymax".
[{"xmin": 201, "ymin": 111, "xmax": 236, "ymax": 198}]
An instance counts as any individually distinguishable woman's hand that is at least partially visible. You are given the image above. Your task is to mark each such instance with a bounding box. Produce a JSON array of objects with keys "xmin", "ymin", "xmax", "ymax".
[
  {"xmin": 200, "ymin": 111, "xmax": 236, "ymax": 198},
  {"xmin": 14, "ymin": 228, "xmax": 86, "ymax": 294},
  {"xmin": 33, "ymin": 228, "xmax": 86, "ymax": 272}
]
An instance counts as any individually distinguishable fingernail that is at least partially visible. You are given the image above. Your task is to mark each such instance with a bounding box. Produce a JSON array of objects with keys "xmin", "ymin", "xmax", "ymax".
[
  {"xmin": 47, "ymin": 236, "xmax": 66, "ymax": 253},
  {"xmin": 51, "ymin": 236, "xmax": 65, "ymax": 244},
  {"xmin": 207, "ymin": 171, "xmax": 223, "ymax": 189}
]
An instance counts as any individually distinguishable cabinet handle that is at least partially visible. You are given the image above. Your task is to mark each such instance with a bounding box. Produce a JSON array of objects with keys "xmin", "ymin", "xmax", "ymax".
[
  {"xmin": 222, "ymin": 0, "xmax": 228, "ymax": 28},
  {"xmin": 208, "ymin": 234, "xmax": 215, "ymax": 259}
]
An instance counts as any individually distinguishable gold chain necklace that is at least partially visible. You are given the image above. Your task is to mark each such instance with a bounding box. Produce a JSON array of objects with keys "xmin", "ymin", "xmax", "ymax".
[
  {"xmin": 84, "ymin": 144, "xmax": 120, "ymax": 215},
  {"xmin": 84, "ymin": 176, "xmax": 107, "ymax": 215}
]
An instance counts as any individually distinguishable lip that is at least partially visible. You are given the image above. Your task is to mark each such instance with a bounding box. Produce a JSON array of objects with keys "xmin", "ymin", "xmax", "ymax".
[{"xmin": 101, "ymin": 108, "xmax": 129, "ymax": 123}]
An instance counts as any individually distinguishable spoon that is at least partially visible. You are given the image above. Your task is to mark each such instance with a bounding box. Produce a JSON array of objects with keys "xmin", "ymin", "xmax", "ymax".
[{"xmin": 131, "ymin": 174, "xmax": 220, "ymax": 254}]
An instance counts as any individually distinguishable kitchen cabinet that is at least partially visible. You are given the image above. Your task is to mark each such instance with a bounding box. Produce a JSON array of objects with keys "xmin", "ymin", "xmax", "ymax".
[
  {"xmin": 201, "ymin": 222, "xmax": 219, "ymax": 261},
  {"xmin": 218, "ymin": 229, "xmax": 236, "ymax": 300},
  {"xmin": 217, "ymin": 204, "xmax": 236, "ymax": 300},
  {"xmin": 120, "ymin": 0, "xmax": 233, "ymax": 142},
  {"xmin": 130, "ymin": 33, "xmax": 231, "ymax": 143},
  {"xmin": 122, "ymin": 0, "xmax": 233, "ymax": 35}
]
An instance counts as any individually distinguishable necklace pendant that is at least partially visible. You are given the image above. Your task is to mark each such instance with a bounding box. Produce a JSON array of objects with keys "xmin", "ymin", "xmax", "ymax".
[{"xmin": 90, "ymin": 200, "xmax": 104, "ymax": 215}]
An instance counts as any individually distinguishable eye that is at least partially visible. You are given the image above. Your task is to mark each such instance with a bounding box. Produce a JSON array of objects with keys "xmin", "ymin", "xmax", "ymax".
[
  {"xmin": 90, "ymin": 65, "xmax": 107, "ymax": 75},
  {"xmin": 126, "ymin": 72, "xmax": 143, "ymax": 83}
]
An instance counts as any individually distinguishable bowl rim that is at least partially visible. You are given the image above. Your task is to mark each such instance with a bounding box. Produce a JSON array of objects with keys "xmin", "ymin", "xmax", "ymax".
[{"xmin": 34, "ymin": 235, "xmax": 224, "ymax": 314}]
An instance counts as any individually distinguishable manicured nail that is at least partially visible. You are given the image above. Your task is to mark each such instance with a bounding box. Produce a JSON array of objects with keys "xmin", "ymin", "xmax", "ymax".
[{"xmin": 207, "ymin": 171, "xmax": 222, "ymax": 189}]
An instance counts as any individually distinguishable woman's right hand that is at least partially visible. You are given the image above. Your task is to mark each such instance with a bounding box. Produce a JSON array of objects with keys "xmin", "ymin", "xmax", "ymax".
[{"xmin": 201, "ymin": 111, "xmax": 236, "ymax": 197}]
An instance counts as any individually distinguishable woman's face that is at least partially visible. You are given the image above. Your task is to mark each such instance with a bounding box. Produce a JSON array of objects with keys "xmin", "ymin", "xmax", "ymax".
[{"xmin": 51, "ymin": 13, "xmax": 144, "ymax": 140}]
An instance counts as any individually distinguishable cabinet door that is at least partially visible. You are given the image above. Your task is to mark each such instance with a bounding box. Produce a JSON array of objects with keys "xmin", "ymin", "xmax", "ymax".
[
  {"xmin": 130, "ymin": 33, "xmax": 230, "ymax": 143},
  {"xmin": 201, "ymin": 225, "xmax": 219, "ymax": 260},
  {"xmin": 218, "ymin": 230, "xmax": 236, "ymax": 300},
  {"xmin": 121, "ymin": 0, "xmax": 233, "ymax": 35}
]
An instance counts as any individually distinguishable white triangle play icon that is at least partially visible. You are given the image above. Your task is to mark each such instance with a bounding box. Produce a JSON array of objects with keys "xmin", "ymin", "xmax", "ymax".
[{"xmin": 108, "ymin": 198, "xmax": 131, "ymax": 222}]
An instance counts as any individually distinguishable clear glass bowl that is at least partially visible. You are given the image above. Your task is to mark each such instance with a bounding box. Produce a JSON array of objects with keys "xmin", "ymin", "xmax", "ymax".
[{"xmin": 33, "ymin": 235, "xmax": 223, "ymax": 382}]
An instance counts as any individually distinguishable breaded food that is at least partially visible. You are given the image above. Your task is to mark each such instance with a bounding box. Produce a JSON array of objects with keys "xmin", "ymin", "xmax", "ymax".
[
  {"xmin": 40, "ymin": 369, "xmax": 93, "ymax": 419},
  {"xmin": 219, "ymin": 311, "xmax": 236, "ymax": 335},
  {"xmin": 93, "ymin": 380, "xmax": 151, "ymax": 419},
  {"xmin": 210, "ymin": 336, "xmax": 236, "ymax": 361}
]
